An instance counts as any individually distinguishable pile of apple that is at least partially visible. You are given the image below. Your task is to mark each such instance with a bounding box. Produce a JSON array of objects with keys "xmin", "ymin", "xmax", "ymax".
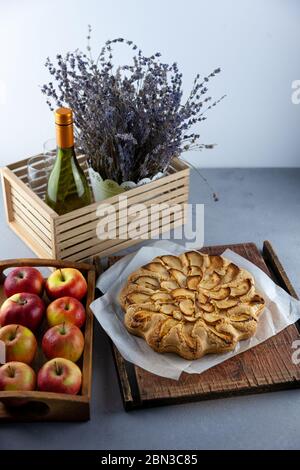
[{"xmin": 0, "ymin": 266, "xmax": 88, "ymax": 397}]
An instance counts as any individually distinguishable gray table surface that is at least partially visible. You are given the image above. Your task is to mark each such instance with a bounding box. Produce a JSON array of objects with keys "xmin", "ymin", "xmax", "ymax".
[{"xmin": 0, "ymin": 168, "xmax": 300, "ymax": 450}]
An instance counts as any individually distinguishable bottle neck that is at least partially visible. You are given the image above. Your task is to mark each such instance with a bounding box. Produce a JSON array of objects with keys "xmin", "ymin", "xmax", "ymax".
[
  {"xmin": 56, "ymin": 122, "xmax": 74, "ymax": 149},
  {"xmin": 56, "ymin": 146, "xmax": 76, "ymax": 163}
]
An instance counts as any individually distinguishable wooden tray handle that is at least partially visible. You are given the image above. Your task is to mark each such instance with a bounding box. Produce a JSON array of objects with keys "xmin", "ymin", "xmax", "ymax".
[
  {"xmin": 0, "ymin": 398, "xmax": 51, "ymax": 419},
  {"xmin": 263, "ymin": 240, "xmax": 299, "ymax": 299}
]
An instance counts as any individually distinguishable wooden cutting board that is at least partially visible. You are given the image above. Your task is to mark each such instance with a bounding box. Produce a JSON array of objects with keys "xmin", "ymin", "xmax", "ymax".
[{"xmin": 96, "ymin": 241, "xmax": 300, "ymax": 410}]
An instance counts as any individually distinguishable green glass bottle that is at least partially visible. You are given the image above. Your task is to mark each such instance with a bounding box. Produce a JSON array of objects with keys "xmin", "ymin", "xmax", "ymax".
[{"xmin": 45, "ymin": 107, "xmax": 92, "ymax": 215}]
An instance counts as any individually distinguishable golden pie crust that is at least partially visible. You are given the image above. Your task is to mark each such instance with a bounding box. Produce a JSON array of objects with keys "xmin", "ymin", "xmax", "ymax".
[{"xmin": 119, "ymin": 251, "xmax": 265, "ymax": 360}]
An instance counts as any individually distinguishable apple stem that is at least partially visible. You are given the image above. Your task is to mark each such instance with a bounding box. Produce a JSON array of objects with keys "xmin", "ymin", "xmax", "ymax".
[
  {"xmin": 12, "ymin": 325, "xmax": 19, "ymax": 340},
  {"xmin": 59, "ymin": 269, "xmax": 65, "ymax": 282},
  {"xmin": 7, "ymin": 365, "xmax": 15, "ymax": 378},
  {"xmin": 54, "ymin": 361, "xmax": 62, "ymax": 376},
  {"xmin": 61, "ymin": 322, "xmax": 66, "ymax": 335},
  {"xmin": 12, "ymin": 298, "xmax": 27, "ymax": 306}
]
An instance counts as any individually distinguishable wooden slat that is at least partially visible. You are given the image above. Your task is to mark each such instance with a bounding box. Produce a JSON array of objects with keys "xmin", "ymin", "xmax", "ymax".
[
  {"xmin": 50, "ymin": 217, "xmax": 58, "ymax": 259},
  {"xmin": 62, "ymin": 214, "xmax": 185, "ymax": 261},
  {"xmin": 58, "ymin": 198, "xmax": 187, "ymax": 254},
  {"xmin": 81, "ymin": 269, "xmax": 95, "ymax": 395},
  {"xmin": 25, "ymin": 178, "xmax": 47, "ymax": 192},
  {"xmin": 11, "ymin": 194, "xmax": 52, "ymax": 238},
  {"xmin": 55, "ymin": 178, "xmax": 189, "ymax": 235},
  {"xmin": 71, "ymin": 224, "xmax": 185, "ymax": 262},
  {"xmin": 263, "ymin": 240, "xmax": 299, "ymax": 300},
  {"xmin": 13, "ymin": 166, "xmax": 29, "ymax": 178},
  {"xmin": 112, "ymin": 348, "xmax": 135, "ymax": 405},
  {"xmin": 10, "ymin": 170, "xmax": 28, "ymax": 183},
  {"xmin": 2, "ymin": 167, "xmax": 56, "ymax": 219},
  {"xmin": 1, "ymin": 174, "xmax": 14, "ymax": 223},
  {"xmin": 10, "ymin": 187, "xmax": 51, "ymax": 228},
  {"xmin": 58, "ymin": 200, "xmax": 186, "ymax": 258},
  {"xmin": 13, "ymin": 205, "xmax": 51, "ymax": 250},
  {"xmin": 12, "ymin": 175, "xmax": 89, "ymax": 203},
  {"xmin": 99, "ymin": 217, "xmax": 186, "ymax": 259},
  {"xmin": 13, "ymin": 213, "xmax": 53, "ymax": 255},
  {"xmin": 56, "ymin": 170, "xmax": 189, "ymax": 226},
  {"xmin": 12, "ymin": 154, "xmax": 89, "ymax": 184},
  {"xmin": 57, "ymin": 189, "xmax": 188, "ymax": 248},
  {"xmin": 7, "ymin": 157, "xmax": 31, "ymax": 171},
  {"xmin": 171, "ymin": 157, "xmax": 189, "ymax": 171},
  {"xmin": 113, "ymin": 188, "xmax": 189, "ymax": 227},
  {"xmin": 56, "ymin": 175, "xmax": 188, "ymax": 234},
  {"xmin": 7, "ymin": 221, "xmax": 53, "ymax": 259}
]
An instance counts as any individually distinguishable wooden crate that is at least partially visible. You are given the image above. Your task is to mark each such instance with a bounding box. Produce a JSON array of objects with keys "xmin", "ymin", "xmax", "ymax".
[
  {"xmin": 98, "ymin": 241, "xmax": 300, "ymax": 410},
  {"xmin": 0, "ymin": 258, "xmax": 95, "ymax": 421},
  {"xmin": 1, "ymin": 155, "xmax": 190, "ymax": 262}
]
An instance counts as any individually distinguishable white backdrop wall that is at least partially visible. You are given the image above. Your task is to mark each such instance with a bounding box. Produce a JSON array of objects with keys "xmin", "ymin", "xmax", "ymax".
[{"xmin": 0, "ymin": 0, "xmax": 300, "ymax": 168}]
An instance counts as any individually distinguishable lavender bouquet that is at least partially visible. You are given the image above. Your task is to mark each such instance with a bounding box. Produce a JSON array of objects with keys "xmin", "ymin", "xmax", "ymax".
[{"xmin": 42, "ymin": 27, "xmax": 224, "ymax": 185}]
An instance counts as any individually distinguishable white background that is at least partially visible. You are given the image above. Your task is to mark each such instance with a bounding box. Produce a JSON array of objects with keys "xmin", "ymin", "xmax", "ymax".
[{"xmin": 0, "ymin": 0, "xmax": 299, "ymax": 168}]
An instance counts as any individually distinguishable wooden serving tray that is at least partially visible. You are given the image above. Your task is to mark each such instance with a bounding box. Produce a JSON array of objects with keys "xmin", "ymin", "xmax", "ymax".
[
  {"xmin": 99, "ymin": 241, "xmax": 300, "ymax": 410},
  {"xmin": 0, "ymin": 259, "xmax": 95, "ymax": 421}
]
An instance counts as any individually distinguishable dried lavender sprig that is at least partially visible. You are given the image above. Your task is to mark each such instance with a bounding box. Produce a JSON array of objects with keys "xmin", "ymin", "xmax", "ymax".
[
  {"xmin": 180, "ymin": 156, "xmax": 219, "ymax": 202},
  {"xmin": 41, "ymin": 27, "xmax": 225, "ymax": 183}
]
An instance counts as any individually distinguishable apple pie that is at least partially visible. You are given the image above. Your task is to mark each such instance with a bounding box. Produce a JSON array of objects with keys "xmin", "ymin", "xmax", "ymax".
[{"xmin": 119, "ymin": 251, "xmax": 265, "ymax": 360}]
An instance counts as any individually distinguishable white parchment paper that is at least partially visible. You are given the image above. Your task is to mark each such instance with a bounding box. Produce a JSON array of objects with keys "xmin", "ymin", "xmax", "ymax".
[{"xmin": 90, "ymin": 241, "xmax": 300, "ymax": 380}]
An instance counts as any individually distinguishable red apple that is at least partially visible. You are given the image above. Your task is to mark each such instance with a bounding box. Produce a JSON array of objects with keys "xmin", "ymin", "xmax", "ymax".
[
  {"xmin": 46, "ymin": 296, "xmax": 86, "ymax": 328},
  {"xmin": 45, "ymin": 268, "xmax": 87, "ymax": 301},
  {"xmin": 0, "ymin": 293, "xmax": 45, "ymax": 331},
  {"xmin": 0, "ymin": 324, "xmax": 37, "ymax": 364},
  {"xmin": 4, "ymin": 266, "xmax": 44, "ymax": 298},
  {"xmin": 37, "ymin": 358, "xmax": 82, "ymax": 395},
  {"xmin": 42, "ymin": 323, "xmax": 84, "ymax": 362},
  {"xmin": 0, "ymin": 361, "xmax": 36, "ymax": 392}
]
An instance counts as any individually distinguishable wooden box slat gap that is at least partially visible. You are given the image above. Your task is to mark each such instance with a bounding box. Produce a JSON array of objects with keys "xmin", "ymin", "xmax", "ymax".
[
  {"xmin": 62, "ymin": 214, "xmax": 185, "ymax": 262},
  {"xmin": 8, "ymin": 222, "xmax": 52, "ymax": 258},
  {"xmin": 65, "ymin": 216, "xmax": 185, "ymax": 263},
  {"xmin": 59, "ymin": 211, "xmax": 185, "ymax": 260},
  {"xmin": 11, "ymin": 195, "xmax": 52, "ymax": 236},
  {"xmin": 10, "ymin": 187, "xmax": 52, "ymax": 228},
  {"xmin": 11, "ymin": 198, "xmax": 52, "ymax": 242},
  {"xmin": 58, "ymin": 194, "xmax": 188, "ymax": 257},
  {"xmin": 8, "ymin": 154, "xmax": 88, "ymax": 179},
  {"xmin": 13, "ymin": 214, "xmax": 53, "ymax": 254},
  {"xmin": 55, "ymin": 171, "xmax": 189, "ymax": 227},
  {"xmin": 13, "ymin": 212, "xmax": 53, "ymax": 252},
  {"xmin": 2, "ymin": 167, "xmax": 56, "ymax": 218},
  {"xmin": 55, "ymin": 178, "xmax": 189, "ymax": 235},
  {"xmin": 58, "ymin": 197, "xmax": 188, "ymax": 254}
]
